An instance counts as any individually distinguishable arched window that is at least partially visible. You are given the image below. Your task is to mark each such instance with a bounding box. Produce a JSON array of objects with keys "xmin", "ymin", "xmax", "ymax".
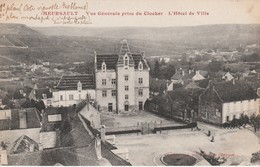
[
  {"xmin": 138, "ymin": 61, "xmax": 143, "ymax": 71},
  {"xmin": 124, "ymin": 55, "xmax": 129, "ymax": 67},
  {"xmin": 77, "ymin": 81, "xmax": 82, "ymax": 92},
  {"xmin": 102, "ymin": 61, "xmax": 106, "ymax": 72}
]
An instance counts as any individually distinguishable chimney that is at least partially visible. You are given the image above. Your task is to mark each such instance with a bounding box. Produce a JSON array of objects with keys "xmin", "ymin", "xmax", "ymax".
[
  {"xmin": 189, "ymin": 69, "xmax": 192, "ymax": 74},
  {"xmin": 55, "ymin": 129, "xmax": 61, "ymax": 147},
  {"xmin": 19, "ymin": 110, "xmax": 27, "ymax": 129},
  {"xmin": 95, "ymin": 136, "xmax": 102, "ymax": 160},
  {"xmin": 29, "ymin": 144, "xmax": 35, "ymax": 152},
  {"xmin": 38, "ymin": 143, "xmax": 43, "ymax": 151},
  {"xmin": 100, "ymin": 125, "xmax": 106, "ymax": 142},
  {"xmin": 141, "ymin": 51, "xmax": 145, "ymax": 58},
  {"xmin": 182, "ymin": 70, "xmax": 185, "ymax": 76},
  {"xmin": 0, "ymin": 149, "xmax": 8, "ymax": 165}
]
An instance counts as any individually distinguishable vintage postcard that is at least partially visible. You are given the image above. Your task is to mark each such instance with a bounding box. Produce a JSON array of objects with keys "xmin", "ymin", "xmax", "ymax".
[{"xmin": 0, "ymin": 0, "xmax": 260, "ymax": 166}]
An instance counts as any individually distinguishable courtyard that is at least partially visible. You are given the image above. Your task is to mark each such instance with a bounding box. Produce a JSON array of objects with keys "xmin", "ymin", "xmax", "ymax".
[
  {"xmin": 112, "ymin": 124, "xmax": 260, "ymax": 166},
  {"xmin": 100, "ymin": 110, "xmax": 184, "ymax": 127}
]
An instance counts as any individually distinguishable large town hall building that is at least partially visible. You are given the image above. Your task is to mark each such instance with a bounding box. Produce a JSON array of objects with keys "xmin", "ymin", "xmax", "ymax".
[
  {"xmin": 95, "ymin": 40, "xmax": 150, "ymax": 113},
  {"xmin": 52, "ymin": 40, "xmax": 150, "ymax": 113}
]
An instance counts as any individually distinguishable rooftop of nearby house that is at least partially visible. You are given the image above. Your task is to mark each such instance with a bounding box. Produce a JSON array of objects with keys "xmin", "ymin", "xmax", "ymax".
[
  {"xmin": 13, "ymin": 86, "xmax": 33, "ymax": 99},
  {"xmin": 185, "ymin": 81, "xmax": 202, "ymax": 90},
  {"xmin": 211, "ymin": 80, "xmax": 258, "ymax": 102},
  {"xmin": 7, "ymin": 106, "xmax": 131, "ymax": 166},
  {"xmin": 171, "ymin": 69, "xmax": 208, "ymax": 81},
  {"xmin": 32, "ymin": 88, "xmax": 53, "ymax": 99},
  {"xmin": 171, "ymin": 71, "xmax": 183, "ymax": 80},
  {"xmin": 0, "ymin": 108, "xmax": 41, "ymax": 131},
  {"xmin": 56, "ymin": 74, "xmax": 95, "ymax": 90},
  {"xmin": 8, "ymin": 135, "xmax": 40, "ymax": 154}
]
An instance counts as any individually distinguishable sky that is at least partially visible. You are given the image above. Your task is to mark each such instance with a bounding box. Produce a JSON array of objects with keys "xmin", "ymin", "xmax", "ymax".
[{"xmin": 0, "ymin": 0, "xmax": 260, "ymax": 27}]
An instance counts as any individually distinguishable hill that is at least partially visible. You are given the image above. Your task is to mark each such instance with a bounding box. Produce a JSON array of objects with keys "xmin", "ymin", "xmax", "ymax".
[
  {"xmin": 0, "ymin": 23, "xmax": 259, "ymax": 65},
  {"xmin": 0, "ymin": 23, "xmax": 40, "ymax": 36},
  {"xmin": 33, "ymin": 24, "xmax": 260, "ymax": 48}
]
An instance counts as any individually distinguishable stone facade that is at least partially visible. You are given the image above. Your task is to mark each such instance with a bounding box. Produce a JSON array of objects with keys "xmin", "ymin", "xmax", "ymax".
[
  {"xmin": 95, "ymin": 40, "xmax": 150, "ymax": 113},
  {"xmin": 52, "ymin": 75, "xmax": 95, "ymax": 107},
  {"xmin": 199, "ymin": 81, "xmax": 259, "ymax": 124},
  {"xmin": 53, "ymin": 89, "xmax": 95, "ymax": 107}
]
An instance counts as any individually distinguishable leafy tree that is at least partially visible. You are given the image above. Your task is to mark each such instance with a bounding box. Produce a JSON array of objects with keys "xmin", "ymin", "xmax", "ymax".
[
  {"xmin": 241, "ymin": 53, "xmax": 260, "ymax": 62},
  {"xmin": 153, "ymin": 60, "xmax": 160, "ymax": 78},
  {"xmin": 163, "ymin": 64, "xmax": 176, "ymax": 80},
  {"xmin": 208, "ymin": 60, "xmax": 222, "ymax": 72}
]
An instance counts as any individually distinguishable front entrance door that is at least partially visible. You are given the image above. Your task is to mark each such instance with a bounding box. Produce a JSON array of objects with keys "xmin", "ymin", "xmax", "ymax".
[
  {"xmin": 139, "ymin": 101, "xmax": 143, "ymax": 110},
  {"xmin": 108, "ymin": 103, "xmax": 113, "ymax": 112},
  {"xmin": 124, "ymin": 104, "xmax": 129, "ymax": 111}
]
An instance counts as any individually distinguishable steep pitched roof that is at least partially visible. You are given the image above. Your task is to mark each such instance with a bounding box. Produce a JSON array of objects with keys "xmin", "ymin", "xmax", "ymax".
[
  {"xmin": 7, "ymin": 106, "xmax": 131, "ymax": 166},
  {"xmin": 185, "ymin": 81, "xmax": 202, "ymax": 89},
  {"xmin": 9, "ymin": 135, "xmax": 39, "ymax": 154},
  {"xmin": 101, "ymin": 142, "xmax": 131, "ymax": 166},
  {"xmin": 96, "ymin": 54, "xmax": 118, "ymax": 70},
  {"xmin": 0, "ymin": 108, "xmax": 41, "ymax": 131},
  {"xmin": 8, "ymin": 140, "xmax": 99, "ymax": 166},
  {"xmin": 171, "ymin": 71, "xmax": 183, "ymax": 80},
  {"xmin": 213, "ymin": 80, "xmax": 257, "ymax": 102},
  {"xmin": 31, "ymin": 88, "xmax": 53, "ymax": 100},
  {"xmin": 56, "ymin": 74, "xmax": 95, "ymax": 90},
  {"xmin": 95, "ymin": 40, "xmax": 148, "ymax": 70},
  {"xmin": 132, "ymin": 54, "xmax": 148, "ymax": 69},
  {"xmin": 182, "ymin": 72, "xmax": 195, "ymax": 80}
]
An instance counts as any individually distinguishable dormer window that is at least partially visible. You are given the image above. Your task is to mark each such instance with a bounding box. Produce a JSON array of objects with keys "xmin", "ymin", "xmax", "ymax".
[
  {"xmin": 42, "ymin": 94, "xmax": 47, "ymax": 99},
  {"xmin": 101, "ymin": 61, "xmax": 106, "ymax": 72},
  {"xmin": 19, "ymin": 90, "xmax": 24, "ymax": 94},
  {"xmin": 77, "ymin": 81, "xmax": 82, "ymax": 92},
  {"xmin": 138, "ymin": 61, "xmax": 143, "ymax": 71},
  {"xmin": 124, "ymin": 54, "xmax": 129, "ymax": 67}
]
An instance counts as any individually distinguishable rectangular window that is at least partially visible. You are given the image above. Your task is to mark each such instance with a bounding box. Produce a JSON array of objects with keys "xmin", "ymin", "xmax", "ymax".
[
  {"xmin": 108, "ymin": 103, "xmax": 113, "ymax": 112},
  {"xmin": 125, "ymin": 86, "xmax": 129, "ymax": 91},
  {"xmin": 124, "ymin": 75, "xmax": 129, "ymax": 81},
  {"xmin": 79, "ymin": 94, "xmax": 81, "ymax": 100},
  {"xmin": 125, "ymin": 94, "xmax": 129, "ymax": 100},
  {"xmin": 138, "ymin": 89, "xmax": 143, "ymax": 96},
  {"xmin": 102, "ymin": 79, "xmax": 106, "ymax": 85},
  {"xmin": 226, "ymin": 116, "xmax": 229, "ymax": 122},
  {"xmin": 69, "ymin": 94, "xmax": 73, "ymax": 100},
  {"xmin": 112, "ymin": 90, "xmax": 116, "ymax": 96},
  {"xmin": 139, "ymin": 101, "xmax": 143, "ymax": 110},
  {"xmin": 60, "ymin": 95, "xmax": 63, "ymax": 101},
  {"xmin": 111, "ymin": 79, "xmax": 116, "ymax": 85},
  {"xmin": 102, "ymin": 90, "xmax": 107, "ymax": 97},
  {"xmin": 139, "ymin": 78, "xmax": 143, "ymax": 84}
]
